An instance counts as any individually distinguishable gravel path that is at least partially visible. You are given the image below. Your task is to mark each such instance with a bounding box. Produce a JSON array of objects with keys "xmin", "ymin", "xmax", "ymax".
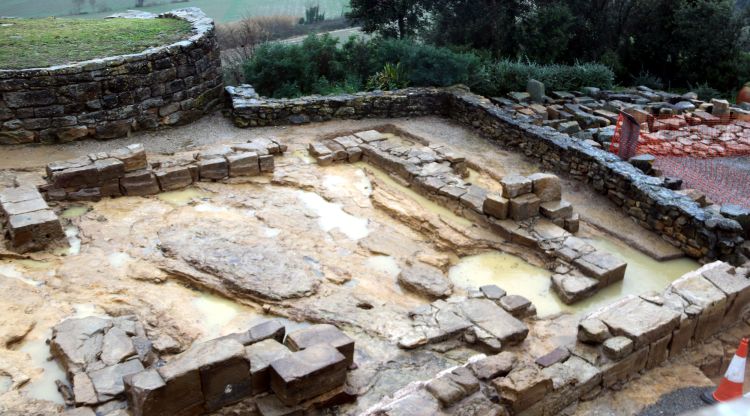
[{"xmin": 637, "ymin": 387, "xmax": 712, "ymax": 416}]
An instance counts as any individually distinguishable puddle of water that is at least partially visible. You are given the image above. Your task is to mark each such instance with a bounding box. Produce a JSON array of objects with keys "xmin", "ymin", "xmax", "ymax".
[
  {"xmin": 0, "ymin": 264, "xmax": 43, "ymax": 287},
  {"xmin": 59, "ymin": 205, "xmax": 88, "ymax": 219},
  {"xmin": 18, "ymin": 334, "xmax": 67, "ymax": 405},
  {"xmin": 72, "ymin": 303, "xmax": 107, "ymax": 318},
  {"xmin": 357, "ymin": 163, "xmax": 473, "ymax": 228},
  {"xmin": 108, "ymin": 252, "xmax": 132, "ymax": 269},
  {"xmin": 14, "ymin": 259, "xmax": 50, "ymax": 271},
  {"xmin": 449, "ymin": 241, "xmax": 700, "ymax": 317},
  {"xmin": 297, "ymin": 190, "xmax": 370, "ymax": 240},
  {"xmin": 365, "ymin": 255, "xmax": 401, "ymax": 279},
  {"xmin": 292, "ymin": 149, "xmax": 314, "ymax": 164},
  {"xmin": 157, "ymin": 188, "xmax": 208, "ymax": 206},
  {"xmin": 0, "ymin": 375, "xmax": 11, "ymax": 393},
  {"xmin": 54, "ymin": 225, "xmax": 81, "ymax": 256}
]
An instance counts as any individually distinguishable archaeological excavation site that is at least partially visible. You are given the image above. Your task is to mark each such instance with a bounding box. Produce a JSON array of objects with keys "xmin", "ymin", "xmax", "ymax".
[{"xmin": 1, "ymin": 6, "xmax": 750, "ymax": 416}]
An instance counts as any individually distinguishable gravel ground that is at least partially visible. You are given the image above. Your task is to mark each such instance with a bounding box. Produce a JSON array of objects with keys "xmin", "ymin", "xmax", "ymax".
[{"xmin": 637, "ymin": 387, "xmax": 713, "ymax": 416}]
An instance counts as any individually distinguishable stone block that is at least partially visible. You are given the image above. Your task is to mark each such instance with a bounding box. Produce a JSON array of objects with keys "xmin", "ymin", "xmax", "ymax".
[
  {"xmin": 535, "ymin": 347, "xmax": 570, "ymax": 368},
  {"xmin": 154, "ymin": 166, "xmax": 193, "ymax": 191},
  {"xmin": 527, "ymin": 79, "xmax": 545, "ymax": 103},
  {"xmin": 603, "ymin": 336, "xmax": 634, "ymax": 361},
  {"xmin": 7, "ymin": 209, "xmax": 64, "ymax": 250},
  {"xmin": 73, "ymin": 372, "xmax": 98, "ymax": 406},
  {"xmin": 494, "ymin": 365, "xmax": 552, "ymax": 413},
  {"xmin": 255, "ymin": 394, "xmax": 303, "ymax": 416},
  {"xmin": 498, "ymin": 294, "xmax": 533, "ymax": 318},
  {"xmin": 100, "ymin": 327, "xmax": 136, "ymax": 366},
  {"xmin": 540, "ymin": 200, "xmax": 573, "ymax": 220},
  {"xmin": 198, "ymin": 158, "xmax": 228, "ymax": 180},
  {"xmin": 669, "ymin": 316, "xmax": 697, "ymax": 358},
  {"xmin": 120, "ymin": 170, "xmax": 159, "ymax": 196},
  {"xmin": 501, "ymin": 175, "xmax": 532, "ymax": 199},
  {"xmin": 470, "ymin": 352, "xmax": 516, "ymax": 380},
  {"xmin": 596, "ymin": 296, "xmax": 681, "ymax": 349},
  {"xmin": 574, "ymin": 251, "xmax": 627, "ymax": 285},
  {"xmin": 601, "ymin": 347, "xmax": 648, "ymax": 388},
  {"xmin": 347, "ymin": 147, "xmax": 362, "ymax": 162},
  {"xmin": 94, "ymin": 158, "xmax": 125, "ymax": 182},
  {"xmin": 528, "ymin": 173, "xmax": 561, "ymax": 202},
  {"xmin": 226, "ymin": 152, "xmax": 260, "ymax": 177},
  {"xmin": 244, "ymin": 339, "xmax": 293, "ymax": 394},
  {"xmin": 269, "ymin": 343, "xmax": 348, "ymax": 405},
  {"xmin": 646, "ymin": 334, "xmax": 671, "ymax": 370},
  {"xmin": 0, "ymin": 186, "xmax": 43, "ymax": 204},
  {"xmin": 701, "ymin": 263, "xmax": 750, "ymax": 327},
  {"xmin": 285, "ymin": 324, "xmax": 355, "ymax": 367},
  {"xmin": 308, "ymin": 142, "xmax": 331, "ymax": 157},
  {"xmin": 259, "ymin": 155, "xmax": 275, "ymax": 172},
  {"xmin": 459, "ymin": 185, "xmax": 487, "ymax": 214},
  {"xmin": 398, "ymin": 263, "xmax": 453, "ymax": 300},
  {"xmin": 110, "ymin": 144, "xmax": 147, "ymax": 172},
  {"xmin": 50, "ymin": 164, "xmax": 100, "ymax": 189},
  {"xmin": 509, "ymin": 193, "xmax": 540, "ymax": 221},
  {"xmin": 479, "ymin": 284, "xmax": 506, "ymax": 300},
  {"xmin": 88, "ymin": 359, "xmax": 145, "ymax": 402},
  {"xmin": 483, "ymin": 193, "xmax": 508, "ymax": 220},
  {"xmin": 577, "ymin": 318, "xmax": 611, "ymax": 344},
  {"xmin": 565, "ymin": 213, "xmax": 580, "ymax": 233},
  {"xmin": 458, "ymin": 298, "xmax": 529, "ymax": 345},
  {"xmin": 552, "ymin": 273, "xmax": 598, "ymax": 304},
  {"xmin": 669, "ymin": 268, "xmax": 728, "ymax": 340},
  {"xmin": 540, "ymin": 356, "xmax": 601, "ymax": 413},
  {"xmin": 124, "ymin": 369, "xmax": 170, "ymax": 416},
  {"xmin": 353, "ymin": 130, "xmax": 386, "ymax": 143},
  {"xmin": 219, "ymin": 320, "xmax": 285, "ymax": 346},
  {"xmin": 1, "ymin": 197, "xmax": 49, "ymax": 216},
  {"xmin": 425, "ymin": 367, "xmax": 479, "ymax": 408},
  {"xmin": 100, "ymin": 179, "xmax": 122, "ymax": 197},
  {"xmin": 67, "ymin": 187, "xmax": 102, "ymax": 202}
]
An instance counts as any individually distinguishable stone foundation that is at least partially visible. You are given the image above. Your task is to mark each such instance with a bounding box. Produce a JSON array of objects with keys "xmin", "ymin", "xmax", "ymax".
[
  {"xmin": 0, "ymin": 8, "xmax": 222, "ymax": 145},
  {"xmin": 0, "ymin": 185, "xmax": 64, "ymax": 252},
  {"xmin": 227, "ymin": 86, "xmax": 746, "ymax": 264}
]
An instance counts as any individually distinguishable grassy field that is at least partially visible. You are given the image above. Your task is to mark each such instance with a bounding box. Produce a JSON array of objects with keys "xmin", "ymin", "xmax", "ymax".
[
  {"xmin": 0, "ymin": 17, "xmax": 192, "ymax": 69},
  {"xmin": 0, "ymin": 0, "xmax": 351, "ymax": 23}
]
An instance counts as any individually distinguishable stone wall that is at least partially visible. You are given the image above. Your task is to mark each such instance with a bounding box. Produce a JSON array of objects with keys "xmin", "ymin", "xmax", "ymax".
[
  {"xmin": 228, "ymin": 86, "xmax": 746, "ymax": 264},
  {"xmin": 0, "ymin": 8, "xmax": 222, "ymax": 145}
]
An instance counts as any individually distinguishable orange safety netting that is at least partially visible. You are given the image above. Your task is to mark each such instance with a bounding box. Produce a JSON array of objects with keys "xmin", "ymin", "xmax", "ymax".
[{"xmin": 610, "ymin": 112, "xmax": 750, "ymax": 208}]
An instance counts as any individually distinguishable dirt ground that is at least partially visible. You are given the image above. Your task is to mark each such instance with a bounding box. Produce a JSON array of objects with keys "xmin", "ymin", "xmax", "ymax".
[{"xmin": 0, "ymin": 113, "xmax": 728, "ymax": 415}]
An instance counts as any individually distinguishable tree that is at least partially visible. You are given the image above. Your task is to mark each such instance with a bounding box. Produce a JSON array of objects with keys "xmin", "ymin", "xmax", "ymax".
[
  {"xmin": 346, "ymin": 0, "xmax": 429, "ymax": 38},
  {"xmin": 519, "ymin": 2, "xmax": 576, "ymax": 63}
]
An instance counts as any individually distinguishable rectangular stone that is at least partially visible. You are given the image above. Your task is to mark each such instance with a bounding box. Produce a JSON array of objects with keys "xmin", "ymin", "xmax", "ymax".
[
  {"xmin": 94, "ymin": 158, "xmax": 125, "ymax": 182},
  {"xmin": 285, "ymin": 324, "xmax": 354, "ymax": 367},
  {"xmin": 155, "ymin": 166, "xmax": 193, "ymax": 191},
  {"xmin": 501, "ymin": 175, "xmax": 532, "ymax": 199},
  {"xmin": 701, "ymin": 263, "xmax": 750, "ymax": 327},
  {"xmin": 540, "ymin": 200, "xmax": 573, "ymax": 220},
  {"xmin": 646, "ymin": 334, "xmax": 671, "ymax": 370},
  {"xmin": 8, "ymin": 209, "xmax": 64, "ymax": 250},
  {"xmin": 124, "ymin": 369, "xmax": 173, "ymax": 416},
  {"xmin": 509, "ymin": 193, "xmax": 540, "ymax": 221},
  {"xmin": 110, "ymin": 143, "xmax": 148, "ymax": 172},
  {"xmin": 198, "ymin": 158, "xmax": 228, "ymax": 180},
  {"xmin": 600, "ymin": 346, "xmax": 648, "ymax": 387},
  {"xmin": 259, "ymin": 155, "xmax": 275, "ymax": 173},
  {"xmin": 51, "ymin": 164, "xmax": 100, "ymax": 189},
  {"xmin": 596, "ymin": 296, "xmax": 681, "ymax": 349},
  {"xmin": 494, "ymin": 365, "xmax": 552, "ymax": 413},
  {"xmin": 120, "ymin": 170, "xmax": 159, "ymax": 196},
  {"xmin": 308, "ymin": 142, "xmax": 331, "ymax": 157},
  {"xmin": 459, "ymin": 185, "xmax": 488, "ymax": 214},
  {"xmin": 574, "ymin": 251, "xmax": 627, "ymax": 285},
  {"xmin": 669, "ymin": 268, "xmax": 728, "ymax": 340},
  {"xmin": 270, "ymin": 343, "xmax": 347, "ymax": 405},
  {"xmin": 245, "ymin": 339, "xmax": 293, "ymax": 394},
  {"xmin": 528, "ymin": 173, "xmax": 561, "ymax": 202},
  {"xmin": 1, "ymin": 198, "xmax": 49, "ymax": 216},
  {"xmin": 226, "ymin": 152, "xmax": 260, "ymax": 177},
  {"xmin": 353, "ymin": 130, "xmax": 386, "ymax": 143},
  {"xmin": 0, "ymin": 186, "xmax": 42, "ymax": 204},
  {"xmin": 218, "ymin": 320, "xmax": 285, "ymax": 347},
  {"xmin": 88, "ymin": 359, "xmax": 145, "ymax": 402},
  {"xmin": 483, "ymin": 193, "xmax": 508, "ymax": 219}
]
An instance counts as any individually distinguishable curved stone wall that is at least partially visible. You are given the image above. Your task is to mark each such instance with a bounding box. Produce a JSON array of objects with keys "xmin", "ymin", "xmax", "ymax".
[
  {"xmin": 227, "ymin": 86, "xmax": 746, "ymax": 264},
  {"xmin": 0, "ymin": 7, "xmax": 222, "ymax": 145}
]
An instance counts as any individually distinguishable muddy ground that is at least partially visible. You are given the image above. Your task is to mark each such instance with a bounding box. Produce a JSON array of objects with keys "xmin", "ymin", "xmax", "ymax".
[{"xmin": 0, "ymin": 113, "xmax": 734, "ymax": 415}]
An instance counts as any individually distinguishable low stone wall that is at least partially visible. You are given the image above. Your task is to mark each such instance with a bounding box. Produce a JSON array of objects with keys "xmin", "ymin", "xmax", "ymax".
[
  {"xmin": 0, "ymin": 8, "xmax": 222, "ymax": 145},
  {"xmin": 228, "ymin": 86, "xmax": 746, "ymax": 264}
]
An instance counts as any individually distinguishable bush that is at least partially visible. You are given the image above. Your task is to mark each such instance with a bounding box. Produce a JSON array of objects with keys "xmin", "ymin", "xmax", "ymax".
[
  {"xmin": 690, "ymin": 82, "xmax": 721, "ymax": 101},
  {"xmin": 631, "ymin": 70, "xmax": 664, "ymax": 90},
  {"xmin": 475, "ymin": 59, "xmax": 614, "ymax": 96},
  {"xmin": 216, "ymin": 15, "xmax": 298, "ymax": 50}
]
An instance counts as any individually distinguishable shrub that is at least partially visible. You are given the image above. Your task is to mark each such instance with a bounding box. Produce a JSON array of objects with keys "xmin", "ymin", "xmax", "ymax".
[
  {"xmin": 631, "ymin": 70, "xmax": 664, "ymax": 90},
  {"xmin": 690, "ymin": 82, "xmax": 721, "ymax": 101},
  {"xmin": 216, "ymin": 15, "xmax": 298, "ymax": 50},
  {"xmin": 367, "ymin": 63, "xmax": 410, "ymax": 90},
  {"xmin": 475, "ymin": 59, "xmax": 614, "ymax": 96}
]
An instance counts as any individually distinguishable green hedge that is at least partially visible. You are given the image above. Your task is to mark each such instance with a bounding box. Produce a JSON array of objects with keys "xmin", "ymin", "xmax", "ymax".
[{"xmin": 242, "ymin": 36, "xmax": 614, "ymax": 98}]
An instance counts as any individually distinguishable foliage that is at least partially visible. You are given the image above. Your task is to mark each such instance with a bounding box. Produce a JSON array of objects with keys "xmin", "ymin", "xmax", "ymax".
[
  {"xmin": 346, "ymin": 0, "xmax": 428, "ymax": 38},
  {"xmin": 475, "ymin": 59, "xmax": 614, "ymax": 96},
  {"xmin": 631, "ymin": 70, "xmax": 664, "ymax": 90},
  {"xmin": 690, "ymin": 82, "xmax": 722, "ymax": 101},
  {"xmin": 367, "ymin": 63, "xmax": 409, "ymax": 90},
  {"xmin": 0, "ymin": 16, "xmax": 191, "ymax": 69},
  {"xmin": 301, "ymin": 4, "xmax": 325, "ymax": 24},
  {"xmin": 518, "ymin": 2, "xmax": 576, "ymax": 64}
]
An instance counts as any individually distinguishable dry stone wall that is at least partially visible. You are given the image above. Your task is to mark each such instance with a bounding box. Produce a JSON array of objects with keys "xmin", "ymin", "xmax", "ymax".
[
  {"xmin": 228, "ymin": 86, "xmax": 746, "ymax": 264},
  {"xmin": 0, "ymin": 8, "xmax": 222, "ymax": 145}
]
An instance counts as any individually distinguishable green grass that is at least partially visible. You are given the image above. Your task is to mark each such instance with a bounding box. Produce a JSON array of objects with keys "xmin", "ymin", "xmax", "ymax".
[
  {"xmin": 0, "ymin": 0, "xmax": 351, "ymax": 23},
  {"xmin": 0, "ymin": 17, "xmax": 192, "ymax": 69}
]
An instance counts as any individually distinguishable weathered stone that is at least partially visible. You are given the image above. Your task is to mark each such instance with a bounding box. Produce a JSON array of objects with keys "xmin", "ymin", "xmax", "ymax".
[
  {"xmin": 222, "ymin": 320, "xmax": 286, "ymax": 347},
  {"xmin": 88, "ymin": 359, "xmax": 145, "ymax": 402},
  {"xmin": 629, "ymin": 154, "xmax": 655, "ymax": 173},
  {"xmin": 535, "ymin": 347, "xmax": 570, "ymax": 368},
  {"xmin": 500, "ymin": 175, "xmax": 532, "ymax": 199},
  {"xmin": 574, "ymin": 251, "xmax": 627, "ymax": 284},
  {"xmin": 110, "ymin": 144, "xmax": 147, "ymax": 172},
  {"xmin": 426, "ymin": 367, "xmax": 480, "ymax": 407},
  {"xmin": 7, "ymin": 209, "xmax": 65, "ymax": 251},
  {"xmin": 552, "ymin": 273, "xmax": 598, "ymax": 304},
  {"xmin": 540, "ymin": 200, "xmax": 573, "ymax": 220},
  {"xmin": 459, "ymin": 185, "xmax": 487, "ymax": 213},
  {"xmin": 509, "ymin": 193, "xmax": 540, "ymax": 221},
  {"xmin": 600, "ymin": 346, "xmax": 648, "ymax": 387},
  {"xmin": 259, "ymin": 154, "xmax": 275, "ymax": 172},
  {"xmin": 50, "ymin": 164, "xmax": 99, "ymax": 189},
  {"xmin": 494, "ymin": 365, "xmax": 552, "ymax": 413},
  {"xmin": 198, "ymin": 158, "xmax": 228, "ymax": 180},
  {"xmin": 73, "ymin": 372, "xmax": 99, "ymax": 406},
  {"xmin": 354, "ymin": 130, "xmax": 386, "ymax": 143},
  {"xmin": 226, "ymin": 152, "xmax": 260, "ymax": 177},
  {"xmin": 498, "ymin": 295, "xmax": 533, "ymax": 318},
  {"xmin": 245, "ymin": 339, "xmax": 293, "ymax": 394},
  {"xmin": 701, "ymin": 262, "xmax": 750, "ymax": 326},
  {"xmin": 255, "ymin": 394, "xmax": 304, "ymax": 416},
  {"xmin": 285, "ymin": 324, "xmax": 355, "ymax": 366},
  {"xmin": 527, "ymin": 79, "xmax": 545, "ymax": 103},
  {"xmin": 1, "ymin": 197, "xmax": 49, "ymax": 216},
  {"xmin": 100, "ymin": 327, "xmax": 136, "ymax": 366},
  {"xmin": 479, "ymin": 284, "xmax": 506, "ymax": 300},
  {"xmin": 0, "ymin": 186, "xmax": 42, "ymax": 204},
  {"xmin": 154, "ymin": 166, "xmax": 193, "ymax": 191},
  {"xmin": 483, "ymin": 193, "xmax": 508, "ymax": 220},
  {"xmin": 51, "ymin": 317, "xmax": 113, "ymax": 374},
  {"xmin": 270, "ymin": 343, "xmax": 347, "ymax": 405},
  {"xmin": 669, "ymin": 266, "xmax": 728, "ymax": 340},
  {"xmin": 458, "ymin": 298, "xmax": 528, "ymax": 345},
  {"xmin": 94, "ymin": 158, "xmax": 125, "ymax": 182},
  {"xmin": 646, "ymin": 334, "xmax": 671, "ymax": 370},
  {"xmin": 397, "ymin": 263, "xmax": 453, "ymax": 299},
  {"xmin": 528, "ymin": 173, "xmax": 561, "ymax": 202},
  {"xmin": 470, "ymin": 352, "xmax": 516, "ymax": 380},
  {"xmin": 596, "ymin": 296, "xmax": 680, "ymax": 349},
  {"xmin": 711, "ymin": 99, "xmax": 730, "ymax": 117},
  {"xmin": 120, "ymin": 170, "xmax": 159, "ymax": 196},
  {"xmin": 124, "ymin": 369, "xmax": 168, "ymax": 416},
  {"xmin": 602, "ymin": 336, "xmax": 634, "ymax": 360},
  {"xmin": 577, "ymin": 318, "xmax": 611, "ymax": 344}
]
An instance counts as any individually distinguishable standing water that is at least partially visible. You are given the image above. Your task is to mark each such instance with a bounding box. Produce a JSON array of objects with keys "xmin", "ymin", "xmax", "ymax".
[{"xmin": 18, "ymin": 332, "xmax": 67, "ymax": 404}]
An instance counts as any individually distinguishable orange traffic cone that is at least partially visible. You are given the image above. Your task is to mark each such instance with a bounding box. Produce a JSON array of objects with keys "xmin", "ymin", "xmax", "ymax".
[{"xmin": 702, "ymin": 337, "xmax": 748, "ymax": 404}]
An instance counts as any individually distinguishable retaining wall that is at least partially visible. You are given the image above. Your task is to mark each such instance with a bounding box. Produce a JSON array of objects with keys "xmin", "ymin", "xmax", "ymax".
[
  {"xmin": 228, "ymin": 86, "xmax": 746, "ymax": 264},
  {"xmin": 0, "ymin": 8, "xmax": 222, "ymax": 145}
]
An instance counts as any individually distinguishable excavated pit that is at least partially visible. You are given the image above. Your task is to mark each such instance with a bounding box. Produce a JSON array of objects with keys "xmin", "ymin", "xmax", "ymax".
[{"xmin": 0, "ymin": 115, "xmax": 743, "ymax": 416}]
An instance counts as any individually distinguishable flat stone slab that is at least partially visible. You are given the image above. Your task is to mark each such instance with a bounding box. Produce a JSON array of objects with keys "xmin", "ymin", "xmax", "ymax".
[
  {"xmin": 458, "ymin": 298, "xmax": 528, "ymax": 345},
  {"xmin": 270, "ymin": 343, "xmax": 348, "ymax": 405},
  {"xmin": 574, "ymin": 251, "xmax": 627, "ymax": 284},
  {"xmin": 551, "ymin": 273, "xmax": 598, "ymax": 304},
  {"xmin": 397, "ymin": 263, "xmax": 453, "ymax": 300},
  {"xmin": 595, "ymin": 296, "xmax": 680, "ymax": 349},
  {"xmin": 89, "ymin": 359, "xmax": 145, "ymax": 401},
  {"xmin": 245, "ymin": 339, "xmax": 293, "ymax": 394},
  {"xmin": 285, "ymin": 324, "xmax": 354, "ymax": 366}
]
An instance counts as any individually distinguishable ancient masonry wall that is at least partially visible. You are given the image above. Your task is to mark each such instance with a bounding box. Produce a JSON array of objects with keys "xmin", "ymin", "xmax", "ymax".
[
  {"xmin": 0, "ymin": 8, "xmax": 223, "ymax": 145},
  {"xmin": 228, "ymin": 86, "xmax": 746, "ymax": 263}
]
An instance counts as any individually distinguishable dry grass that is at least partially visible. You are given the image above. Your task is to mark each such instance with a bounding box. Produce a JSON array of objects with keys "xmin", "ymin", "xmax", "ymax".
[{"xmin": 216, "ymin": 15, "xmax": 298, "ymax": 50}]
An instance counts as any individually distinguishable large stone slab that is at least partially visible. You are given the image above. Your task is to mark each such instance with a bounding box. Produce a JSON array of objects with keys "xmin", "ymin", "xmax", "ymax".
[
  {"xmin": 51, "ymin": 316, "xmax": 114, "ymax": 375},
  {"xmin": 494, "ymin": 365, "xmax": 552, "ymax": 413},
  {"xmin": 669, "ymin": 265, "xmax": 729, "ymax": 340},
  {"xmin": 458, "ymin": 298, "xmax": 528, "ymax": 345},
  {"xmin": 269, "ymin": 343, "xmax": 348, "ymax": 405},
  {"xmin": 574, "ymin": 251, "xmax": 627, "ymax": 285},
  {"xmin": 285, "ymin": 324, "xmax": 355, "ymax": 367},
  {"xmin": 595, "ymin": 296, "xmax": 680, "ymax": 349},
  {"xmin": 88, "ymin": 359, "xmax": 145, "ymax": 402},
  {"xmin": 397, "ymin": 263, "xmax": 453, "ymax": 300}
]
